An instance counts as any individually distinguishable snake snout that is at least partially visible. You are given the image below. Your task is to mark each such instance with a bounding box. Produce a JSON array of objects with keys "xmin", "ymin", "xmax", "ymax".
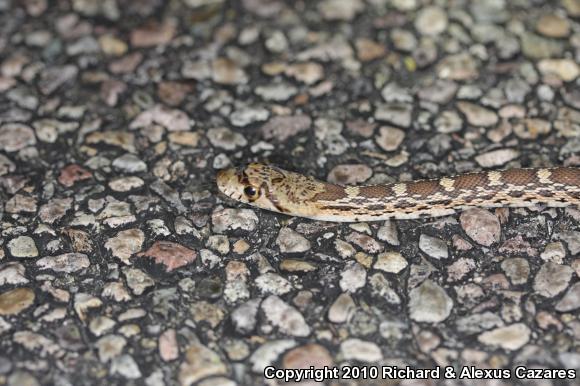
[{"xmin": 216, "ymin": 168, "xmax": 240, "ymax": 197}]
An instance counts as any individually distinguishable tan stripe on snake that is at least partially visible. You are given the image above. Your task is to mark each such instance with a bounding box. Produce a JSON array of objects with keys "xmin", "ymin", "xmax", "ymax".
[{"xmin": 216, "ymin": 163, "xmax": 580, "ymax": 222}]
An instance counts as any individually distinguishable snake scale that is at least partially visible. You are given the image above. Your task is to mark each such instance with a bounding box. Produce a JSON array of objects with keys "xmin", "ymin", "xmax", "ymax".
[{"xmin": 216, "ymin": 163, "xmax": 580, "ymax": 222}]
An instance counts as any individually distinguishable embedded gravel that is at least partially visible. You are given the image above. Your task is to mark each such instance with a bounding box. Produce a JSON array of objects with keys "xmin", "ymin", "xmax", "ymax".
[{"xmin": 1, "ymin": 0, "xmax": 580, "ymax": 385}]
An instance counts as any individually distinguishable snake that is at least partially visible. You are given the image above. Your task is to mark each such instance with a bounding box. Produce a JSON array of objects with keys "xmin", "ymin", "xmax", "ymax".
[{"xmin": 216, "ymin": 163, "xmax": 580, "ymax": 222}]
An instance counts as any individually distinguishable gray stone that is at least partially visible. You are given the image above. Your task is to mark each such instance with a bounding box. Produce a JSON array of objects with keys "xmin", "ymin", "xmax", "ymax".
[
  {"xmin": 478, "ymin": 323, "xmax": 530, "ymax": 351},
  {"xmin": 328, "ymin": 293, "xmax": 355, "ymax": 324},
  {"xmin": 276, "ymin": 228, "xmax": 311, "ymax": 253},
  {"xmin": 540, "ymin": 242, "xmax": 566, "ymax": 264},
  {"xmin": 556, "ymin": 282, "xmax": 580, "ymax": 312},
  {"xmin": 0, "ymin": 123, "xmax": 36, "ymax": 152},
  {"xmin": 36, "ymin": 253, "xmax": 90, "ymax": 273},
  {"xmin": 207, "ymin": 127, "xmax": 247, "ymax": 150},
  {"xmin": 96, "ymin": 335, "xmax": 127, "ymax": 363},
  {"xmin": 249, "ymin": 340, "xmax": 297, "ymax": 373},
  {"xmin": 7, "ymin": 371, "xmax": 39, "ymax": 386},
  {"xmin": 533, "ymin": 262, "xmax": 573, "ymax": 298},
  {"xmin": 437, "ymin": 53, "xmax": 479, "ymax": 80},
  {"xmin": 460, "ymin": 209, "xmax": 501, "ymax": 246},
  {"xmin": 38, "ymin": 198, "xmax": 73, "ymax": 224},
  {"xmin": 435, "ymin": 110, "xmax": 463, "ymax": 133},
  {"xmin": 470, "ymin": 0, "xmax": 509, "ymax": 23},
  {"xmin": 0, "ymin": 262, "xmax": 28, "ymax": 285},
  {"xmin": 231, "ymin": 298, "xmax": 260, "ymax": 334},
  {"xmin": 130, "ymin": 105, "xmax": 191, "ymax": 132},
  {"xmin": 374, "ymin": 251, "xmax": 407, "ymax": 274},
  {"xmin": 230, "ymin": 106, "xmax": 269, "ymax": 127},
  {"xmin": 375, "ymin": 103, "xmax": 413, "ymax": 128},
  {"xmin": 89, "ymin": 316, "xmax": 116, "ymax": 337},
  {"xmin": 212, "ymin": 208, "xmax": 259, "ymax": 233},
  {"xmin": 418, "ymin": 80, "xmax": 458, "ymax": 104},
  {"xmin": 328, "ymin": 164, "xmax": 372, "ymax": 185},
  {"xmin": 456, "ymin": 312, "xmax": 504, "ymax": 334},
  {"xmin": 377, "ymin": 221, "xmax": 399, "ymax": 246},
  {"xmin": 501, "ymin": 258, "xmax": 530, "ymax": 285},
  {"xmin": 0, "ymin": 356, "xmax": 12, "ymax": 374},
  {"xmin": 521, "ymin": 33, "xmax": 564, "ymax": 59},
  {"xmin": 339, "ymin": 339, "xmax": 382, "ymax": 362},
  {"xmin": 375, "ymin": 126, "xmax": 405, "ymax": 151},
  {"xmin": 211, "ymin": 58, "xmax": 248, "ymax": 85},
  {"xmin": 339, "ymin": 262, "xmax": 367, "ymax": 293},
  {"xmin": 255, "ymin": 83, "xmax": 297, "ymax": 102},
  {"xmin": 110, "ymin": 354, "xmax": 141, "ymax": 379},
  {"xmin": 123, "ymin": 267, "xmax": 155, "ymax": 295},
  {"xmin": 38, "ymin": 65, "xmax": 78, "ymax": 95},
  {"xmin": 105, "ymin": 228, "xmax": 144, "ymax": 265},
  {"xmin": 391, "ymin": 28, "xmax": 417, "ymax": 52},
  {"xmin": 2, "ymin": 194, "xmax": 35, "ymax": 219},
  {"xmin": 109, "ymin": 176, "xmax": 144, "ymax": 192},
  {"xmin": 7, "ymin": 87, "xmax": 38, "ymax": 110},
  {"xmin": 368, "ymin": 273, "xmax": 401, "ymax": 304},
  {"xmin": 457, "ymin": 102, "xmax": 498, "ymax": 127},
  {"xmin": 72, "ymin": 0, "xmax": 120, "ymax": 20},
  {"xmin": 475, "ymin": 148, "xmax": 520, "ymax": 168},
  {"xmin": 178, "ymin": 342, "xmax": 227, "ymax": 385},
  {"xmin": 255, "ymin": 273, "xmax": 292, "ymax": 296},
  {"xmin": 261, "ymin": 295, "xmax": 310, "ymax": 337},
  {"xmin": 318, "ymin": 0, "xmax": 363, "ymax": 21},
  {"xmin": 409, "ymin": 280, "xmax": 453, "ymax": 323},
  {"xmin": 0, "ymin": 154, "xmax": 15, "ymax": 176},
  {"xmin": 261, "ymin": 115, "xmax": 311, "ymax": 142},
  {"xmin": 7, "ymin": 236, "xmax": 38, "ymax": 258},
  {"xmin": 112, "ymin": 154, "xmax": 147, "ymax": 173},
  {"xmin": 419, "ymin": 234, "xmax": 448, "ymax": 259},
  {"xmin": 415, "ymin": 6, "xmax": 447, "ymax": 35},
  {"xmin": 150, "ymin": 180, "xmax": 186, "ymax": 212}
]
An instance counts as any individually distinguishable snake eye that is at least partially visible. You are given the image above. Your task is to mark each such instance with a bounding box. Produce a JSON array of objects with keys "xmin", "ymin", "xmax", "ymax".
[{"xmin": 243, "ymin": 185, "xmax": 259, "ymax": 200}]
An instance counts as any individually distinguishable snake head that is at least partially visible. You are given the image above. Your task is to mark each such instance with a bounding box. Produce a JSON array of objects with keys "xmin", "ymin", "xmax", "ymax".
[{"xmin": 216, "ymin": 163, "xmax": 287, "ymax": 212}]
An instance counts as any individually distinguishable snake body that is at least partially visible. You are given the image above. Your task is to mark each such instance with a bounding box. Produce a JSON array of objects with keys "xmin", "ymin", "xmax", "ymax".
[{"xmin": 216, "ymin": 163, "xmax": 580, "ymax": 222}]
